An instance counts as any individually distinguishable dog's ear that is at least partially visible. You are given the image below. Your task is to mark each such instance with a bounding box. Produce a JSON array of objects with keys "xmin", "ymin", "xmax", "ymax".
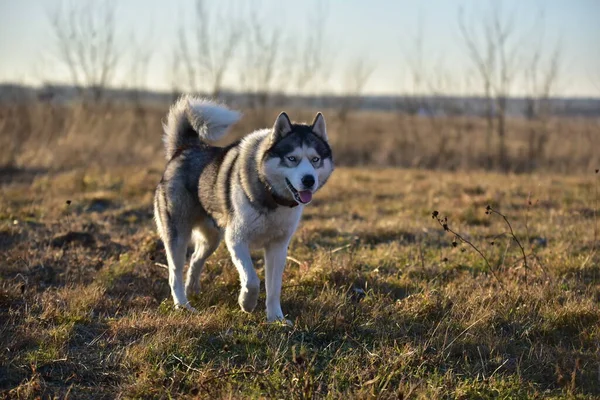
[
  {"xmin": 272, "ymin": 112, "xmax": 293, "ymax": 139},
  {"xmin": 311, "ymin": 112, "xmax": 328, "ymax": 141}
]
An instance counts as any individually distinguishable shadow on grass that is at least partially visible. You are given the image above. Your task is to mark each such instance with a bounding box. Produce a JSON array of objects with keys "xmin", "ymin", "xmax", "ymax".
[{"xmin": 0, "ymin": 166, "xmax": 48, "ymax": 185}]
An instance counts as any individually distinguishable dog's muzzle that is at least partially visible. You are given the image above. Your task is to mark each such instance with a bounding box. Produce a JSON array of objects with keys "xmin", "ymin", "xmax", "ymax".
[{"xmin": 285, "ymin": 178, "xmax": 312, "ymax": 204}]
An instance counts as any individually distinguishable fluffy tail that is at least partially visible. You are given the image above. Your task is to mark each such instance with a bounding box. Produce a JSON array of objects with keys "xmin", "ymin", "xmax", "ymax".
[{"xmin": 162, "ymin": 95, "xmax": 242, "ymax": 160}]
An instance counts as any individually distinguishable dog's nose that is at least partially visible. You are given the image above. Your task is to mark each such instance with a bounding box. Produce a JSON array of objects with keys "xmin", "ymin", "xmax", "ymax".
[{"xmin": 301, "ymin": 175, "xmax": 315, "ymax": 189}]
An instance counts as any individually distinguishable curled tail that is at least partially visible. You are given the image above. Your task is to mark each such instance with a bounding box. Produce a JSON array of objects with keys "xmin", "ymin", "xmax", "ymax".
[{"xmin": 162, "ymin": 95, "xmax": 242, "ymax": 160}]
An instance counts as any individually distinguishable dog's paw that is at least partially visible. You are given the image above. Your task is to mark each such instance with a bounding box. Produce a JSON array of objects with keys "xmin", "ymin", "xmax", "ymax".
[
  {"xmin": 238, "ymin": 285, "xmax": 259, "ymax": 313},
  {"xmin": 268, "ymin": 317, "xmax": 293, "ymax": 327},
  {"xmin": 267, "ymin": 308, "xmax": 292, "ymax": 326},
  {"xmin": 175, "ymin": 302, "xmax": 199, "ymax": 313},
  {"xmin": 185, "ymin": 283, "xmax": 201, "ymax": 298}
]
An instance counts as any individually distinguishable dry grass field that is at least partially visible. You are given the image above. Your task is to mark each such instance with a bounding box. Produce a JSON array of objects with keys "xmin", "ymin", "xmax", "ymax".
[
  {"xmin": 1, "ymin": 102, "xmax": 598, "ymax": 173},
  {"xmin": 1, "ymin": 102, "xmax": 599, "ymax": 398}
]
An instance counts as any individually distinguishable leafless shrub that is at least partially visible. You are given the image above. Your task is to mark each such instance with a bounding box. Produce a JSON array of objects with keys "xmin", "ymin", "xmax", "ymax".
[
  {"xmin": 397, "ymin": 14, "xmax": 469, "ymax": 170},
  {"xmin": 523, "ymin": 20, "xmax": 563, "ymax": 171},
  {"xmin": 337, "ymin": 59, "xmax": 374, "ymax": 124},
  {"xmin": 458, "ymin": 3, "xmax": 565, "ymax": 173},
  {"xmin": 238, "ymin": 7, "xmax": 283, "ymax": 123},
  {"xmin": 0, "ymin": 101, "xmax": 597, "ymax": 173},
  {"xmin": 125, "ymin": 31, "xmax": 155, "ymax": 106},
  {"xmin": 432, "ymin": 203, "xmax": 550, "ymax": 289},
  {"xmin": 47, "ymin": 0, "xmax": 119, "ymax": 102},
  {"xmin": 177, "ymin": 0, "xmax": 242, "ymax": 98},
  {"xmin": 288, "ymin": 1, "xmax": 333, "ymax": 96}
]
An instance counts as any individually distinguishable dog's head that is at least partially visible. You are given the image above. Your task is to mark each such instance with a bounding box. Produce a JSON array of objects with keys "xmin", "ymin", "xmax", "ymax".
[{"xmin": 261, "ymin": 112, "xmax": 334, "ymax": 205}]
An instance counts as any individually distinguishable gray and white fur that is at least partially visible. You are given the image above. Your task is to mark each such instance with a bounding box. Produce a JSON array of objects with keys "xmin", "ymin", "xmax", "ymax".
[{"xmin": 154, "ymin": 96, "xmax": 334, "ymax": 322}]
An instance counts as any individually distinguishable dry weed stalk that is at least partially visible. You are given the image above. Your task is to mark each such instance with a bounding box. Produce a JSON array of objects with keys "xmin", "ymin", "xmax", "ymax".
[{"xmin": 432, "ymin": 203, "xmax": 549, "ymax": 288}]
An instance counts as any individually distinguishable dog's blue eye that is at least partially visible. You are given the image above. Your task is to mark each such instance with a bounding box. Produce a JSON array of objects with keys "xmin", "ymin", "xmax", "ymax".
[
  {"xmin": 287, "ymin": 156, "xmax": 296, "ymax": 162},
  {"xmin": 312, "ymin": 157, "xmax": 320, "ymax": 163}
]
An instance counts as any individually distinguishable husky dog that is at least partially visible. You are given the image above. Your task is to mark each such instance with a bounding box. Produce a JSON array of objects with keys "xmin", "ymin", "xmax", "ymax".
[{"xmin": 154, "ymin": 96, "xmax": 334, "ymax": 322}]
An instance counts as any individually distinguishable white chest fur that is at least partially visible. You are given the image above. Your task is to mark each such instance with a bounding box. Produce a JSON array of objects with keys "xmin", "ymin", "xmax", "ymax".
[{"xmin": 229, "ymin": 186, "xmax": 303, "ymax": 249}]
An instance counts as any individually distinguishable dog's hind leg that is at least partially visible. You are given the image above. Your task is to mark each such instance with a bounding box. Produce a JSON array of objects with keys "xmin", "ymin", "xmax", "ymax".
[
  {"xmin": 185, "ymin": 222, "xmax": 221, "ymax": 298},
  {"xmin": 154, "ymin": 186, "xmax": 194, "ymax": 311},
  {"xmin": 165, "ymin": 228, "xmax": 193, "ymax": 310}
]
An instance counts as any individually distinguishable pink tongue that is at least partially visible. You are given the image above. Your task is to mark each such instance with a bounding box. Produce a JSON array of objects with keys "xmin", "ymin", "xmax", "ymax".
[{"xmin": 298, "ymin": 190, "xmax": 313, "ymax": 203}]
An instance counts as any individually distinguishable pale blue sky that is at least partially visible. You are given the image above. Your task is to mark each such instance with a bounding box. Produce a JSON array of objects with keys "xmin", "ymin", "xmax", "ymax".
[{"xmin": 0, "ymin": 0, "xmax": 599, "ymax": 97}]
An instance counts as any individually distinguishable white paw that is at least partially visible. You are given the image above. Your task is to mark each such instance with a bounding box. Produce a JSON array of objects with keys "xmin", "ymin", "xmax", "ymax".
[
  {"xmin": 267, "ymin": 308, "xmax": 292, "ymax": 326},
  {"xmin": 175, "ymin": 302, "xmax": 198, "ymax": 313},
  {"xmin": 268, "ymin": 317, "xmax": 293, "ymax": 327},
  {"xmin": 238, "ymin": 285, "xmax": 259, "ymax": 313}
]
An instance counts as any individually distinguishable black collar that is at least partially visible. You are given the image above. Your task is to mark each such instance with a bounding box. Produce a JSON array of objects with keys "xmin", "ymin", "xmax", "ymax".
[
  {"xmin": 259, "ymin": 175, "xmax": 298, "ymax": 208},
  {"xmin": 268, "ymin": 191, "xmax": 299, "ymax": 208}
]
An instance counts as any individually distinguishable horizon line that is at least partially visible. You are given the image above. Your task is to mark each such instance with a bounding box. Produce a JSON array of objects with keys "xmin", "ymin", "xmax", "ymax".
[{"xmin": 1, "ymin": 81, "xmax": 600, "ymax": 102}]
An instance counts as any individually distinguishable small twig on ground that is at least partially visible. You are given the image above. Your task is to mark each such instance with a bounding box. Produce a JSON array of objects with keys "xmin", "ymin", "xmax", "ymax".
[
  {"xmin": 346, "ymin": 334, "xmax": 380, "ymax": 358},
  {"xmin": 286, "ymin": 256, "xmax": 306, "ymax": 267},
  {"xmin": 171, "ymin": 355, "xmax": 210, "ymax": 393},
  {"xmin": 331, "ymin": 243, "xmax": 353, "ymax": 254},
  {"xmin": 524, "ymin": 193, "xmax": 549, "ymax": 278},
  {"xmin": 489, "ymin": 358, "xmax": 510, "ymax": 378},
  {"xmin": 595, "ymin": 169, "xmax": 599, "ymax": 251},
  {"xmin": 154, "ymin": 262, "xmax": 169, "ymax": 270},
  {"xmin": 86, "ymin": 330, "xmax": 108, "ymax": 347},
  {"xmin": 417, "ymin": 234, "xmax": 426, "ymax": 270},
  {"xmin": 486, "ymin": 206, "xmax": 529, "ymax": 282},
  {"xmin": 477, "ymin": 346, "xmax": 487, "ymax": 379},
  {"xmin": 200, "ymin": 368, "xmax": 267, "ymax": 387},
  {"xmin": 499, "ymin": 238, "xmax": 512, "ymax": 272},
  {"xmin": 582, "ymin": 169, "xmax": 599, "ymax": 268},
  {"xmin": 14, "ymin": 273, "xmax": 28, "ymax": 284},
  {"xmin": 443, "ymin": 316, "xmax": 485, "ymax": 355},
  {"xmin": 171, "ymin": 354, "xmax": 202, "ymax": 374},
  {"xmin": 525, "ymin": 192, "xmax": 533, "ymax": 255},
  {"xmin": 432, "ymin": 211, "xmax": 503, "ymax": 287}
]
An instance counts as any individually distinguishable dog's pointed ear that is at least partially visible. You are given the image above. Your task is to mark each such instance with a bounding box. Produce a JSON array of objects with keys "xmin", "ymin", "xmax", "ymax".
[
  {"xmin": 273, "ymin": 112, "xmax": 293, "ymax": 139},
  {"xmin": 311, "ymin": 112, "xmax": 328, "ymax": 141}
]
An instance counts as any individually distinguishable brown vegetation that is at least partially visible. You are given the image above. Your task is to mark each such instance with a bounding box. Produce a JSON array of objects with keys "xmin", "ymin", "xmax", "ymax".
[
  {"xmin": 1, "ymin": 164, "xmax": 599, "ymax": 398},
  {"xmin": 0, "ymin": 99, "xmax": 599, "ymax": 398},
  {"xmin": 2, "ymin": 0, "xmax": 596, "ymax": 396},
  {"xmin": 0, "ymin": 101, "xmax": 598, "ymax": 173}
]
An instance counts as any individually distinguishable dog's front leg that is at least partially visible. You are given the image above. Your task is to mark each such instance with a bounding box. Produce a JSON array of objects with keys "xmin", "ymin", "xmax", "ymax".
[
  {"xmin": 225, "ymin": 234, "xmax": 260, "ymax": 313},
  {"xmin": 264, "ymin": 241, "xmax": 290, "ymax": 323}
]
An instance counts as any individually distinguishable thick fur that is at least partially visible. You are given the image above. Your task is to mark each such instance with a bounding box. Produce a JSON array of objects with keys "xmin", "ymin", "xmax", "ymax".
[{"xmin": 154, "ymin": 96, "xmax": 334, "ymax": 322}]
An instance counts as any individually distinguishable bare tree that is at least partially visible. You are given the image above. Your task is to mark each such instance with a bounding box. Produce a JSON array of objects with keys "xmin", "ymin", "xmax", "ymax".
[
  {"xmin": 459, "ymin": 4, "xmax": 500, "ymax": 168},
  {"xmin": 524, "ymin": 23, "xmax": 562, "ymax": 170},
  {"xmin": 398, "ymin": 11, "xmax": 428, "ymax": 116},
  {"xmin": 125, "ymin": 31, "xmax": 155, "ymax": 106},
  {"xmin": 490, "ymin": 3, "xmax": 523, "ymax": 171},
  {"xmin": 238, "ymin": 7, "xmax": 284, "ymax": 122},
  {"xmin": 337, "ymin": 58, "xmax": 374, "ymax": 123},
  {"xmin": 398, "ymin": 13, "xmax": 455, "ymax": 163},
  {"xmin": 290, "ymin": 1, "xmax": 332, "ymax": 95},
  {"xmin": 120, "ymin": 30, "xmax": 156, "ymax": 136},
  {"xmin": 169, "ymin": 47, "xmax": 184, "ymax": 103},
  {"xmin": 177, "ymin": 0, "xmax": 242, "ymax": 98},
  {"xmin": 459, "ymin": 2, "xmax": 563, "ymax": 171},
  {"xmin": 396, "ymin": 12, "xmax": 467, "ymax": 169},
  {"xmin": 524, "ymin": 37, "xmax": 562, "ymax": 119},
  {"xmin": 458, "ymin": 1, "xmax": 525, "ymax": 170},
  {"xmin": 47, "ymin": 0, "xmax": 119, "ymax": 102}
]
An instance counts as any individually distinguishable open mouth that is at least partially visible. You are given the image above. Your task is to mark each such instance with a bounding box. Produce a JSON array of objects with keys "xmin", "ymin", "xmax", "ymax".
[{"xmin": 285, "ymin": 179, "xmax": 313, "ymax": 204}]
